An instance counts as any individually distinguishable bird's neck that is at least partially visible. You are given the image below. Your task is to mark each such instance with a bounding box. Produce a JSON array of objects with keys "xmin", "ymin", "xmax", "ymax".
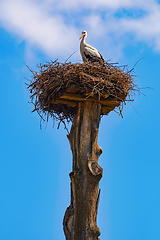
[{"xmin": 81, "ymin": 35, "xmax": 86, "ymax": 43}]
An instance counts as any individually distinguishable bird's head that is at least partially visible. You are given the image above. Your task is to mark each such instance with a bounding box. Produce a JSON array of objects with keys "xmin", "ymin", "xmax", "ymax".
[{"xmin": 79, "ymin": 31, "xmax": 87, "ymax": 40}]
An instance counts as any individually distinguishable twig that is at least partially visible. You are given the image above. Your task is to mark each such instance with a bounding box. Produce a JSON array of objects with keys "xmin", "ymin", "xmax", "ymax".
[
  {"xmin": 128, "ymin": 57, "xmax": 145, "ymax": 73},
  {"xmin": 65, "ymin": 51, "xmax": 77, "ymax": 63}
]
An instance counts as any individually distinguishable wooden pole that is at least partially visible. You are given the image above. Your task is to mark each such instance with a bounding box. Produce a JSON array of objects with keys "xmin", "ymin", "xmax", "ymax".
[{"xmin": 63, "ymin": 101, "xmax": 103, "ymax": 240}]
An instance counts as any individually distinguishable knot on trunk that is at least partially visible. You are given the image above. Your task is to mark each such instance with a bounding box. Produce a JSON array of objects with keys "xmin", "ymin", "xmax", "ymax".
[
  {"xmin": 90, "ymin": 223, "xmax": 101, "ymax": 239},
  {"xmin": 88, "ymin": 160, "xmax": 103, "ymax": 177},
  {"xmin": 63, "ymin": 205, "xmax": 74, "ymax": 240}
]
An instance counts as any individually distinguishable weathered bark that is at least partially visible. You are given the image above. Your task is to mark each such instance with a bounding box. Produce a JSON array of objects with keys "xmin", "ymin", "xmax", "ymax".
[{"xmin": 63, "ymin": 101, "xmax": 103, "ymax": 240}]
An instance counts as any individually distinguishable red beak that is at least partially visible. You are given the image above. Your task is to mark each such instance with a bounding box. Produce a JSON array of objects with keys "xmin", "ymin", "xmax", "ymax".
[{"xmin": 79, "ymin": 34, "xmax": 84, "ymax": 40}]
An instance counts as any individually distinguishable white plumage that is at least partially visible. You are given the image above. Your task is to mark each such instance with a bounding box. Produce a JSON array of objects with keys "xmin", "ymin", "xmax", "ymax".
[{"xmin": 79, "ymin": 31, "xmax": 104, "ymax": 63}]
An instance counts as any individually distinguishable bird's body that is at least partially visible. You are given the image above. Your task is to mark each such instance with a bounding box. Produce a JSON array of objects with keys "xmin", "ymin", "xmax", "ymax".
[{"xmin": 79, "ymin": 31, "xmax": 104, "ymax": 63}]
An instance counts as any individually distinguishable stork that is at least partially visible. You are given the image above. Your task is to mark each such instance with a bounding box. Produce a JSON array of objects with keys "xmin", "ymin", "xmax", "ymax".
[{"xmin": 79, "ymin": 31, "xmax": 104, "ymax": 63}]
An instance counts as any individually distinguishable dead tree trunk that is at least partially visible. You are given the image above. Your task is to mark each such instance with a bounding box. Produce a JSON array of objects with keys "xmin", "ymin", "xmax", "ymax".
[{"xmin": 63, "ymin": 101, "xmax": 103, "ymax": 240}]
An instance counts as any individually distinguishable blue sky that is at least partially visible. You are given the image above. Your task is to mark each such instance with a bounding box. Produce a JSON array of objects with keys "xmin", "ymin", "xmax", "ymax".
[{"xmin": 0, "ymin": 0, "xmax": 160, "ymax": 239}]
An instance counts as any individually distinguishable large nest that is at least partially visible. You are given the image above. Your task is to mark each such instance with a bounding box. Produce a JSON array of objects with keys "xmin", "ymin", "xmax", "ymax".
[{"xmin": 27, "ymin": 60, "xmax": 137, "ymax": 127}]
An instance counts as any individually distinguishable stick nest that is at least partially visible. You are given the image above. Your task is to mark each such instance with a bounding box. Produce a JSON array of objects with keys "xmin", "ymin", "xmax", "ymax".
[{"xmin": 27, "ymin": 60, "xmax": 137, "ymax": 127}]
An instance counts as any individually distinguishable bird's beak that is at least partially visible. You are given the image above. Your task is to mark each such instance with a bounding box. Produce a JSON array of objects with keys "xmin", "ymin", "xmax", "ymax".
[{"xmin": 79, "ymin": 34, "xmax": 84, "ymax": 40}]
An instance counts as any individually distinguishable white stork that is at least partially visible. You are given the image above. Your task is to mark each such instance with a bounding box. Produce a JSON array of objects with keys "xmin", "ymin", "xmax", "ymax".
[{"xmin": 79, "ymin": 31, "xmax": 104, "ymax": 63}]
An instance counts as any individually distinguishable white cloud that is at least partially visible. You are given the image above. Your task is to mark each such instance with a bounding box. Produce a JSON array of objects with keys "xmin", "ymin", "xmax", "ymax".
[
  {"xmin": 44, "ymin": 0, "xmax": 154, "ymax": 11},
  {"xmin": 0, "ymin": 0, "xmax": 160, "ymax": 61},
  {"xmin": 0, "ymin": 0, "xmax": 79, "ymax": 58},
  {"xmin": 119, "ymin": 5, "xmax": 160, "ymax": 51}
]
